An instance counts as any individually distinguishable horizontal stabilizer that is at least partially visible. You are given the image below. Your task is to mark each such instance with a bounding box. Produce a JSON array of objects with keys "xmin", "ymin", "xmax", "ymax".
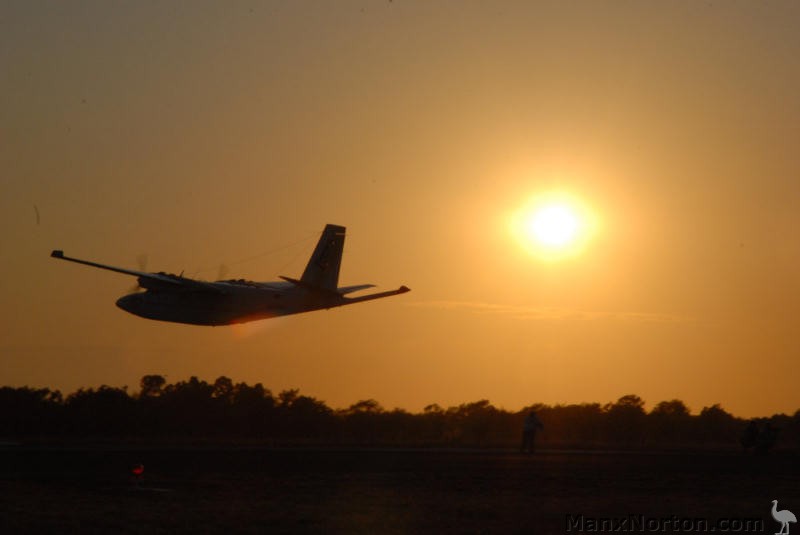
[
  {"xmin": 337, "ymin": 284, "xmax": 376, "ymax": 295},
  {"xmin": 280, "ymin": 276, "xmax": 407, "ymax": 302},
  {"xmin": 342, "ymin": 286, "xmax": 410, "ymax": 304},
  {"xmin": 279, "ymin": 275, "xmax": 342, "ymax": 297}
]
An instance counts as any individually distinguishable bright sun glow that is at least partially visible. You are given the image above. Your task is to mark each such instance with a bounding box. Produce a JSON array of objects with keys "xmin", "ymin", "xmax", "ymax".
[
  {"xmin": 509, "ymin": 192, "xmax": 596, "ymax": 261},
  {"xmin": 527, "ymin": 204, "xmax": 580, "ymax": 247}
]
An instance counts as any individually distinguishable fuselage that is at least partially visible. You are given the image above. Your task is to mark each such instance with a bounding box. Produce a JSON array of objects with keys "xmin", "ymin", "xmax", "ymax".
[
  {"xmin": 53, "ymin": 224, "xmax": 409, "ymax": 326},
  {"xmin": 116, "ymin": 280, "xmax": 345, "ymax": 326}
]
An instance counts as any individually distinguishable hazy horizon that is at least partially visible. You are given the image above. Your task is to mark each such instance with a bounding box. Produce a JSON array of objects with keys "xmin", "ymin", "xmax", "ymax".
[{"xmin": 3, "ymin": 1, "xmax": 799, "ymax": 418}]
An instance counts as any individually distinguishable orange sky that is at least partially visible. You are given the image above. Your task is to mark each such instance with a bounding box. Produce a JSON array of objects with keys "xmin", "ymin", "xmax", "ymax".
[{"xmin": 3, "ymin": 1, "xmax": 799, "ymax": 417}]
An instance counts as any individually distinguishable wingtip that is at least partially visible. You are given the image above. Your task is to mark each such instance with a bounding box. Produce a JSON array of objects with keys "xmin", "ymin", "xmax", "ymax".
[
  {"xmin": 398, "ymin": 285, "xmax": 410, "ymax": 293},
  {"xmin": 51, "ymin": 250, "xmax": 64, "ymax": 258}
]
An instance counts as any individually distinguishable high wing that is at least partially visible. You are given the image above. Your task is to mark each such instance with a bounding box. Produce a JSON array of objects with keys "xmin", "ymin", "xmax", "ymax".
[{"xmin": 50, "ymin": 250, "xmax": 224, "ymax": 293}]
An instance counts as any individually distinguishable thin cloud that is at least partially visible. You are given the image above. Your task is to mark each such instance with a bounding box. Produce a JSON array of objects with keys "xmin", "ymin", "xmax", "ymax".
[{"xmin": 406, "ymin": 300, "xmax": 692, "ymax": 323}]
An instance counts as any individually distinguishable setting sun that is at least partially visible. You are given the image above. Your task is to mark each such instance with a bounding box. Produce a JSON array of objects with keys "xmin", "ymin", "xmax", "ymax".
[
  {"xmin": 509, "ymin": 192, "xmax": 596, "ymax": 261},
  {"xmin": 526, "ymin": 204, "xmax": 580, "ymax": 247}
]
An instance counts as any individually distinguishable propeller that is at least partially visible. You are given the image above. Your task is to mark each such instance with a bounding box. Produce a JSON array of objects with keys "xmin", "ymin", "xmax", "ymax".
[{"xmin": 128, "ymin": 254, "xmax": 148, "ymax": 293}]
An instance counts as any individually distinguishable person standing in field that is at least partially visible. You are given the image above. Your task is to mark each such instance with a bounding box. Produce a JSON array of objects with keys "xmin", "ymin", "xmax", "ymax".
[{"xmin": 521, "ymin": 411, "xmax": 544, "ymax": 454}]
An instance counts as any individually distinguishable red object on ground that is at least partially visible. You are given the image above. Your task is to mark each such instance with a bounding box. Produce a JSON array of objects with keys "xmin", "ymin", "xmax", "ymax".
[{"xmin": 131, "ymin": 464, "xmax": 144, "ymax": 476}]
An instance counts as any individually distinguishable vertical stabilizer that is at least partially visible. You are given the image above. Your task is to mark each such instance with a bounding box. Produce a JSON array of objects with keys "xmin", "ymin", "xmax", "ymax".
[{"xmin": 300, "ymin": 224, "xmax": 345, "ymax": 291}]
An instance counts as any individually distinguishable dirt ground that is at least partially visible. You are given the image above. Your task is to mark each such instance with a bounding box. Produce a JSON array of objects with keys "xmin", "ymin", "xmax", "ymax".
[{"xmin": 0, "ymin": 445, "xmax": 797, "ymax": 533}]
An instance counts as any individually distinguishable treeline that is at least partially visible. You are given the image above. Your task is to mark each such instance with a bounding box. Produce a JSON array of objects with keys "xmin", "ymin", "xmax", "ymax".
[{"xmin": 1, "ymin": 376, "xmax": 798, "ymax": 450}]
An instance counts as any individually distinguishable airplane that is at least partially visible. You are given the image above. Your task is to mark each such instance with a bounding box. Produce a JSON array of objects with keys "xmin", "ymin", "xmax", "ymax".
[{"xmin": 51, "ymin": 224, "xmax": 410, "ymax": 326}]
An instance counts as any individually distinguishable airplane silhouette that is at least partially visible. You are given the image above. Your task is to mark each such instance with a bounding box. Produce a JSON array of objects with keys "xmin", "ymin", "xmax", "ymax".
[{"xmin": 51, "ymin": 224, "xmax": 410, "ymax": 326}]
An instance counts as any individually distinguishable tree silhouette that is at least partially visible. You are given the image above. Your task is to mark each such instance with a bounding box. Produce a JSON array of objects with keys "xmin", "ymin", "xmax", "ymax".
[
  {"xmin": 605, "ymin": 394, "xmax": 646, "ymax": 446},
  {"xmin": 694, "ymin": 404, "xmax": 737, "ymax": 445},
  {"xmin": 0, "ymin": 386, "xmax": 62, "ymax": 435},
  {"xmin": 139, "ymin": 375, "xmax": 166, "ymax": 398},
  {"xmin": 649, "ymin": 399, "xmax": 692, "ymax": 445},
  {"xmin": 65, "ymin": 386, "xmax": 133, "ymax": 436},
  {"xmin": 0, "ymin": 376, "xmax": 796, "ymax": 450}
]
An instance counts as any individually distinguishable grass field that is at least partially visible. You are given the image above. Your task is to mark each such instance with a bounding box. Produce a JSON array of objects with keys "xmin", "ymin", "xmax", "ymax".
[{"xmin": 1, "ymin": 444, "xmax": 797, "ymax": 533}]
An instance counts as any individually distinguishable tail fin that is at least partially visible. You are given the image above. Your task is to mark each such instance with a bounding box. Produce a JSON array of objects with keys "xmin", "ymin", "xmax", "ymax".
[{"xmin": 300, "ymin": 224, "xmax": 346, "ymax": 291}]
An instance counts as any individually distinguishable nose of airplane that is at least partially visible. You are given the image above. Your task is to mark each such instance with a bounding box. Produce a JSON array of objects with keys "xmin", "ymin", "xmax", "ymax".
[{"xmin": 116, "ymin": 293, "xmax": 141, "ymax": 313}]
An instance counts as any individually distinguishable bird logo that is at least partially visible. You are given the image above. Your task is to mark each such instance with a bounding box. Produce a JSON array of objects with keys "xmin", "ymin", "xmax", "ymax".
[{"xmin": 771, "ymin": 500, "xmax": 797, "ymax": 535}]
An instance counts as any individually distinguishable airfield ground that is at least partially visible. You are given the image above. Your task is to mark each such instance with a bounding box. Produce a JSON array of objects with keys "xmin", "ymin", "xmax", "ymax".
[{"xmin": 1, "ymin": 445, "xmax": 797, "ymax": 533}]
